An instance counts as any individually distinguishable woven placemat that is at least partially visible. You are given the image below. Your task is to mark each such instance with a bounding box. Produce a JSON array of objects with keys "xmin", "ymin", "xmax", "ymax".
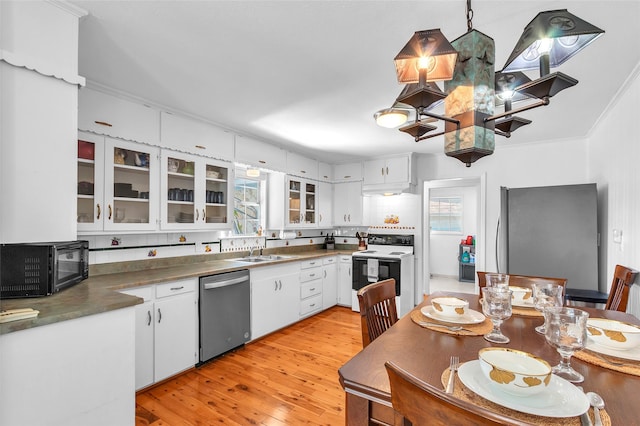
[
  {"xmin": 573, "ymin": 349, "xmax": 640, "ymax": 377},
  {"xmin": 410, "ymin": 309, "xmax": 492, "ymax": 336},
  {"xmin": 440, "ymin": 366, "xmax": 611, "ymax": 426}
]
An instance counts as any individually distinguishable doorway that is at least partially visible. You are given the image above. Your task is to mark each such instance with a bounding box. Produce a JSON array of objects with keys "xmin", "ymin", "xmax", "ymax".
[{"xmin": 423, "ymin": 176, "xmax": 486, "ymax": 296}]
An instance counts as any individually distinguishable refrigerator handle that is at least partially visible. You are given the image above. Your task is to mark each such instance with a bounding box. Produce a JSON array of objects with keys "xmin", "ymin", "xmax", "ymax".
[{"xmin": 495, "ymin": 217, "xmax": 501, "ymax": 273}]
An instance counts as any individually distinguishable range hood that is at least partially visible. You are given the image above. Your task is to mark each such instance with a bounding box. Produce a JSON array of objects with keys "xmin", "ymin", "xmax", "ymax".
[{"xmin": 362, "ymin": 181, "xmax": 416, "ymax": 196}]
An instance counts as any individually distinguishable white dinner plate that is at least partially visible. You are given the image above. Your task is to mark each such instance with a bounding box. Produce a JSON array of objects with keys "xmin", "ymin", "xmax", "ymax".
[
  {"xmin": 457, "ymin": 360, "xmax": 589, "ymax": 418},
  {"xmin": 585, "ymin": 339, "xmax": 640, "ymax": 361},
  {"xmin": 420, "ymin": 306, "xmax": 485, "ymax": 325},
  {"xmin": 512, "ymin": 300, "xmax": 535, "ymax": 309}
]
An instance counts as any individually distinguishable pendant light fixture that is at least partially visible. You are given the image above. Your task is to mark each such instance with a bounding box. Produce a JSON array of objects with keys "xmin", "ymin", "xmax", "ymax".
[{"xmin": 375, "ymin": 1, "xmax": 604, "ymax": 167}]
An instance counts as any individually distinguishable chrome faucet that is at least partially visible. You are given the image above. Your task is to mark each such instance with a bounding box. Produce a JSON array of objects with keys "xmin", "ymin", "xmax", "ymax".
[{"xmin": 249, "ymin": 246, "xmax": 256, "ymax": 257}]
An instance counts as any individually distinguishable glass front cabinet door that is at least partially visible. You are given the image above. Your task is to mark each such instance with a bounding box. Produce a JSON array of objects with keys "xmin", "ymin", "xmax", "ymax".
[
  {"xmin": 160, "ymin": 149, "xmax": 232, "ymax": 230},
  {"xmin": 77, "ymin": 132, "xmax": 105, "ymax": 232},
  {"xmin": 103, "ymin": 138, "xmax": 159, "ymax": 231},
  {"xmin": 286, "ymin": 177, "xmax": 317, "ymax": 227}
]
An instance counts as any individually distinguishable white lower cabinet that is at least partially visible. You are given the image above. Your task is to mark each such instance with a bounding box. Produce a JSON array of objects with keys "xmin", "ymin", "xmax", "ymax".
[
  {"xmin": 251, "ymin": 263, "xmax": 300, "ymax": 340},
  {"xmin": 338, "ymin": 255, "xmax": 353, "ymax": 306},
  {"xmin": 119, "ymin": 278, "xmax": 198, "ymax": 390},
  {"xmin": 322, "ymin": 256, "xmax": 338, "ymax": 309}
]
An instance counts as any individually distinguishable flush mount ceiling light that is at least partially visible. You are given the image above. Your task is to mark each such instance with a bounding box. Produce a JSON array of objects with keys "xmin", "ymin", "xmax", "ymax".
[
  {"xmin": 246, "ymin": 168, "xmax": 261, "ymax": 178},
  {"xmin": 375, "ymin": 1, "xmax": 604, "ymax": 167}
]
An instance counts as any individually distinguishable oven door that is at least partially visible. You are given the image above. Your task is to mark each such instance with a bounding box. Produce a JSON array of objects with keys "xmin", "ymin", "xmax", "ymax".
[{"xmin": 352, "ymin": 256, "xmax": 401, "ymax": 295}]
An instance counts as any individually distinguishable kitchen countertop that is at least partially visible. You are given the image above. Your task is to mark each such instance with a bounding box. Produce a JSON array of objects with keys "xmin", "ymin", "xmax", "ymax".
[{"xmin": 0, "ymin": 249, "xmax": 354, "ymax": 335}]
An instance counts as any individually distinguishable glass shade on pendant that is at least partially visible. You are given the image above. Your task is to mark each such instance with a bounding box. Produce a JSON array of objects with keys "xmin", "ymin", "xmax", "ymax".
[
  {"xmin": 503, "ymin": 9, "xmax": 604, "ymax": 73},
  {"xmin": 444, "ymin": 29, "xmax": 495, "ymax": 167},
  {"xmin": 394, "ymin": 29, "xmax": 458, "ymax": 83},
  {"xmin": 374, "ymin": 108, "xmax": 409, "ymax": 128}
]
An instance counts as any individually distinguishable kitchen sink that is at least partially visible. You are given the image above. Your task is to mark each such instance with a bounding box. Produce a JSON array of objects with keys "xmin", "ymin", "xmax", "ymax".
[{"xmin": 228, "ymin": 255, "xmax": 297, "ymax": 263}]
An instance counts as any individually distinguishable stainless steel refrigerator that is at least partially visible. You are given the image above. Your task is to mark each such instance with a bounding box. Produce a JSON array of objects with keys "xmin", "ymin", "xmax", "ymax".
[{"xmin": 497, "ymin": 183, "xmax": 599, "ymax": 291}]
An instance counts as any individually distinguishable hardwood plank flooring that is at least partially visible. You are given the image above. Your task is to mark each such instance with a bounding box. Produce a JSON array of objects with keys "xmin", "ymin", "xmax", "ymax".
[{"xmin": 136, "ymin": 306, "xmax": 362, "ymax": 425}]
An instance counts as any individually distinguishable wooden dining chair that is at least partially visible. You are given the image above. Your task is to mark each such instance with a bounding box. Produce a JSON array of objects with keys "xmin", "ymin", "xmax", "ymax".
[
  {"xmin": 384, "ymin": 361, "xmax": 535, "ymax": 426},
  {"xmin": 604, "ymin": 264, "xmax": 639, "ymax": 312},
  {"xmin": 477, "ymin": 271, "xmax": 567, "ymax": 300},
  {"xmin": 357, "ymin": 279, "xmax": 398, "ymax": 347}
]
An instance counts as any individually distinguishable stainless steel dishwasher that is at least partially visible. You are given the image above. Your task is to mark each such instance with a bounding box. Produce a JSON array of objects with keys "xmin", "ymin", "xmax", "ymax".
[{"xmin": 199, "ymin": 269, "xmax": 251, "ymax": 364}]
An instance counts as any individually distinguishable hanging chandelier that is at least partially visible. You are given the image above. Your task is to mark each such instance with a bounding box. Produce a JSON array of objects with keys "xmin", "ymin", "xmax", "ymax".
[{"xmin": 374, "ymin": 1, "xmax": 604, "ymax": 166}]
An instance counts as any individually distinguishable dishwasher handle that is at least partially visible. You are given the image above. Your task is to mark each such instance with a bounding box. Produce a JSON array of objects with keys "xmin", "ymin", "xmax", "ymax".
[{"xmin": 203, "ymin": 276, "xmax": 249, "ymax": 290}]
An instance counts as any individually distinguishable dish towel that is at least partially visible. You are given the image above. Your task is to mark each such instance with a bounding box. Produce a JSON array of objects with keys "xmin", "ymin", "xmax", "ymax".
[{"xmin": 367, "ymin": 258, "xmax": 379, "ymax": 283}]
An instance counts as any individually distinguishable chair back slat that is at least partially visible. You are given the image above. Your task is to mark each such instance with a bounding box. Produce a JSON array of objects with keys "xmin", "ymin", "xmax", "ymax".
[
  {"xmin": 357, "ymin": 279, "xmax": 398, "ymax": 347},
  {"xmin": 605, "ymin": 264, "xmax": 638, "ymax": 312}
]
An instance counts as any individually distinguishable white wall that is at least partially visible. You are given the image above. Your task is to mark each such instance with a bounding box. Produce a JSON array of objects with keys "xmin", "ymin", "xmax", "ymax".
[
  {"xmin": 587, "ymin": 64, "xmax": 640, "ymax": 317},
  {"xmin": 429, "ymin": 186, "xmax": 477, "ymax": 277}
]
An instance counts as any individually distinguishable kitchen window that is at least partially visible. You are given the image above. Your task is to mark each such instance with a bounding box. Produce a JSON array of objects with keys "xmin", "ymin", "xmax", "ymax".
[
  {"xmin": 430, "ymin": 196, "xmax": 462, "ymax": 233},
  {"xmin": 233, "ymin": 169, "xmax": 265, "ymax": 235}
]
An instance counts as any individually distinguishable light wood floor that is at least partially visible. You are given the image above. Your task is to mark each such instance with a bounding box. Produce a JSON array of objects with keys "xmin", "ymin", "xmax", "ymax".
[{"xmin": 135, "ymin": 306, "xmax": 362, "ymax": 425}]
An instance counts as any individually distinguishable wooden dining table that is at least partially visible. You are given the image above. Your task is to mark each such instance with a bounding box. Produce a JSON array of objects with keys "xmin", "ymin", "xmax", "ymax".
[{"xmin": 338, "ymin": 291, "xmax": 640, "ymax": 425}]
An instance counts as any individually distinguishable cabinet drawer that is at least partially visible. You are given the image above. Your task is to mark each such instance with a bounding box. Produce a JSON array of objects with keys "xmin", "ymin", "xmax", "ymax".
[
  {"xmin": 322, "ymin": 257, "xmax": 337, "ymax": 265},
  {"xmin": 156, "ymin": 279, "xmax": 196, "ymax": 298},
  {"xmin": 119, "ymin": 285, "xmax": 154, "ymax": 302},
  {"xmin": 300, "ymin": 281, "xmax": 322, "ymax": 299},
  {"xmin": 300, "ymin": 259, "xmax": 322, "ymax": 269},
  {"xmin": 300, "ymin": 268, "xmax": 322, "ymax": 282},
  {"xmin": 300, "ymin": 294, "xmax": 322, "ymax": 316}
]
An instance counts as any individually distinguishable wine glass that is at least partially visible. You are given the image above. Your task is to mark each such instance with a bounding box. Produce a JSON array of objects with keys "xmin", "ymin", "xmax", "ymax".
[
  {"xmin": 481, "ymin": 287, "xmax": 513, "ymax": 344},
  {"xmin": 532, "ymin": 282, "xmax": 564, "ymax": 334},
  {"xmin": 543, "ymin": 307, "xmax": 589, "ymax": 383},
  {"xmin": 485, "ymin": 273, "xmax": 509, "ymax": 289}
]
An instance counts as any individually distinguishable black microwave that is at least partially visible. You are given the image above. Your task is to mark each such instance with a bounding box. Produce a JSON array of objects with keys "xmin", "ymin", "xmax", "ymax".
[{"xmin": 0, "ymin": 240, "xmax": 89, "ymax": 298}]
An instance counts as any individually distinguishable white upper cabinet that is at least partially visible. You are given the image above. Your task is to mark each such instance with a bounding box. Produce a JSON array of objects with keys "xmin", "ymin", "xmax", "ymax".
[
  {"xmin": 286, "ymin": 152, "xmax": 318, "ymax": 180},
  {"xmin": 235, "ymin": 135, "xmax": 286, "ymax": 172},
  {"xmin": 160, "ymin": 112, "xmax": 234, "ymax": 161},
  {"xmin": 362, "ymin": 154, "xmax": 415, "ymax": 194},
  {"xmin": 333, "ymin": 162, "xmax": 363, "ymax": 182},
  {"xmin": 318, "ymin": 162, "xmax": 333, "ymax": 182},
  {"xmin": 78, "ymin": 88, "xmax": 160, "ymax": 145}
]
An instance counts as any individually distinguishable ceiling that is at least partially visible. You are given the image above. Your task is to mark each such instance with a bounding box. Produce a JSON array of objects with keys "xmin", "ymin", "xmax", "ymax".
[{"xmin": 71, "ymin": 1, "xmax": 640, "ymax": 164}]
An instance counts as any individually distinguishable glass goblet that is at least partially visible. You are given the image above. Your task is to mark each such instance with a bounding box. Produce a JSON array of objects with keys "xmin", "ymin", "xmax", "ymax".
[
  {"xmin": 481, "ymin": 287, "xmax": 513, "ymax": 344},
  {"xmin": 532, "ymin": 282, "xmax": 564, "ymax": 334},
  {"xmin": 544, "ymin": 307, "xmax": 589, "ymax": 383},
  {"xmin": 485, "ymin": 273, "xmax": 510, "ymax": 289}
]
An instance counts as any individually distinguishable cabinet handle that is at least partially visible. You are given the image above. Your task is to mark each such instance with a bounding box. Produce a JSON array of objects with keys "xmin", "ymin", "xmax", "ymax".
[
  {"xmin": 96, "ymin": 203, "xmax": 101, "ymax": 220},
  {"xmin": 108, "ymin": 204, "xmax": 112, "ymax": 220},
  {"xmin": 309, "ymin": 273, "xmax": 316, "ymax": 277},
  {"xmin": 310, "ymin": 288, "xmax": 316, "ymax": 291},
  {"xmin": 147, "ymin": 310, "xmax": 152, "ymax": 326},
  {"xmin": 279, "ymin": 280, "xmax": 282, "ymax": 290},
  {"xmin": 349, "ymin": 267, "xmax": 351, "ymax": 276},
  {"xmin": 274, "ymin": 280, "xmax": 278, "ymax": 291},
  {"xmin": 94, "ymin": 120, "xmax": 112, "ymax": 127},
  {"xmin": 319, "ymin": 214, "xmax": 322, "ymax": 222},
  {"xmin": 386, "ymin": 166, "xmax": 389, "ymax": 175},
  {"xmin": 324, "ymin": 270, "xmax": 327, "ymax": 278},
  {"xmin": 196, "ymin": 209, "xmax": 199, "ymax": 221},
  {"xmin": 157, "ymin": 308, "xmax": 162, "ymax": 323},
  {"xmin": 202, "ymin": 209, "xmax": 206, "ymax": 221},
  {"xmin": 381, "ymin": 167, "xmax": 384, "ymax": 176},
  {"xmin": 310, "ymin": 303, "xmax": 316, "ymax": 307},
  {"xmin": 348, "ymin": 214, "xmax": 351, "ymax": 222},
  {"xmin": 170, "ymin": 286, "xmax": 184, "ymax": 291},
  {"xmin": 344, "ymin": 214, "xmax": 347, "ymax": 222}
]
